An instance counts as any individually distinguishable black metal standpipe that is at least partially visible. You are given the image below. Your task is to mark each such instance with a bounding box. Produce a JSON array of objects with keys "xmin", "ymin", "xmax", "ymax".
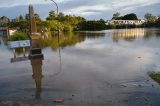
[
  {"xmin": 50, "ymin": 0, "xmax": 59, "ymax": 16},
  {"xmin": 45, "ymin": 0, "xmax": 62, "ymax": 76}
]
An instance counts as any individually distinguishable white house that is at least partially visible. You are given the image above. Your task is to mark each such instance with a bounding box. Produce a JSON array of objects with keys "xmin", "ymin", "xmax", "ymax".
[
  {"xmin": 106, "ymin": 19, "xmax": 146, "ymax": 25},
  {"xmin": 9, "ymin": 28, "xmax": 18, "ymax": 35}
]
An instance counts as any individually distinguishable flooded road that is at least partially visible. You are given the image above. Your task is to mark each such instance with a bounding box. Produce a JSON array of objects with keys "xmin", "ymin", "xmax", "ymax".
[{"xmin": 0, "ymin": 28, "xmax": 160, "ymax": 106}]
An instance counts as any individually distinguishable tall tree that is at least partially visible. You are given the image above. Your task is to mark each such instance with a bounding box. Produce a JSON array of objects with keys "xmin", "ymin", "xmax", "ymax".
[
  {"xmin": 46, "ymin": 11, "xmax": 57, "ymax": 20},
  {"xmin": 25, "ymin": 14, "xmax": 29, "ymax": 20},
  {"xmin": 156, "ymin": 17, "xmax": 160, "ymax": 27},
  {"xmin": 19, "ymin": 15, "xmax": 24, "ymax": 21},
  {"xmin": 0, "ymin": 16, "xmax": 9, "ymax": 27},
  {"xmin": 112, "ymin": 12, "xmax": 120, "ymax": 19},
  {"xmin": 58, "ymin": 12, "xmax": 65, "ymax": 18},
  {"xmin": 144, "ymin": 13, "xmax": 157, "ymax": 24},
  {"xmin": 122, "ymin": 13, "xmax": 138, "ymax": 20}
]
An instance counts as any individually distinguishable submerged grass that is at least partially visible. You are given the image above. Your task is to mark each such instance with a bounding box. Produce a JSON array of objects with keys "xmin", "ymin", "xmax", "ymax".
[{"xmin": 148, "ymin": 72, "xmax": 160, "ymax": 84}]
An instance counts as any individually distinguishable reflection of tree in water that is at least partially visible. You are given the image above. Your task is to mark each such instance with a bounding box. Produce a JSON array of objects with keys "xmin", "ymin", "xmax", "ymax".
[
  {"xmin": 143, "ymin": 30, "xmax": 154, "ymax": 39},
  {"xmin": 155, "ymin": 31, "xmax": 160, "ymax": 38},
  {"xmin": 39, "ymin": 32, "xmax": 85, "ymax": 50},
  {"xmin": 39, "ymin": 32, "xmax": 105, "ymax": 50},
  {"xmin": 76, "ymin": 32, "xmax": 105, "ymax": 39},
  {"xmin": 144, "ymin": 29, "xmax": 160, "ymax": 39},
  {"xmin": 0, "ymin": 37, "xmax": 2, "ymax": 45},
  {"xmin": 7, "ymin": 32, "xmax": 105, "ymax": 54}
]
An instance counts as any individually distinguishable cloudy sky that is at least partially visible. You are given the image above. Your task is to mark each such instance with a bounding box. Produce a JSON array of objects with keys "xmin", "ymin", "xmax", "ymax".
[{"xmin": 0, "ymin": 0, "xmax": 159, "ymax": 20}]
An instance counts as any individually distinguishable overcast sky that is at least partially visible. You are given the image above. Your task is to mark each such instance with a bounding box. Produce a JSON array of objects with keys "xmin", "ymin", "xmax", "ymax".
[{"xmin": 0, "ymin": 0, "xmax": 159, "ymax": 20}]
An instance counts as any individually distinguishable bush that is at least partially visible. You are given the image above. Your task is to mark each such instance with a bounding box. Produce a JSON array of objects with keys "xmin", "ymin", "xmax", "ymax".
[
  {"xmin": 8, "ymin": 32, "xmax": 29, "ymax": 41},
  {"xmin": 78, "ymin": 20, "xmax": 107, "ymax": 31},
  {"xmin": 106, "ymin": 25, "xmax": 116, "ymax": 29},
  {"xmin": 148, "ymin": 72, "xmax": 160, "ymax": 84}
]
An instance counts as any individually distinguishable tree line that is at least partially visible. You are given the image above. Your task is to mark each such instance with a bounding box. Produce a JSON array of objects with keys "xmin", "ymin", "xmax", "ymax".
[
  {"xmin": 0, "ymin": 10, "xmax": 108, "ymax": 33},
  {"xmin": 111, "ymin": 12, "xmax": 160, "ymax": 28},
  {"xmin": 1, "ymin": 11, "xmax": 160, "ymax": 35}
]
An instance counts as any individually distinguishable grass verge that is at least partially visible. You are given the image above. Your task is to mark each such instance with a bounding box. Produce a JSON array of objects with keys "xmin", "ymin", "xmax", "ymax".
[{"xmin": 148, "ymin": 72, "xmax": 160, "ymax": 84}]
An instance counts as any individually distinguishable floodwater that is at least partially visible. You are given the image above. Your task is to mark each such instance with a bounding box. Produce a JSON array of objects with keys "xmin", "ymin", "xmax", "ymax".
[{"xmin": 0, "ymin": 28, "xmax": 160, "ymax": 106}]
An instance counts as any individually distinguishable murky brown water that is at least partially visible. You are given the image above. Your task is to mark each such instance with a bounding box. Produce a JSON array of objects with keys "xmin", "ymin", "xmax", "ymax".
[{"xmin": 0, "ymin": 28, "xmax": 160, "ymax": 106}]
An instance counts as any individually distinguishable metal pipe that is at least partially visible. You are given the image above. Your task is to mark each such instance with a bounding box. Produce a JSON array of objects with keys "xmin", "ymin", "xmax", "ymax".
[
  {"xmin": 50, "ymin": 0, "xmax": 59, "ymax": 15},
  {"xmin": 45, "ymin": 0, "xmax": 59, "ymax": 15}
]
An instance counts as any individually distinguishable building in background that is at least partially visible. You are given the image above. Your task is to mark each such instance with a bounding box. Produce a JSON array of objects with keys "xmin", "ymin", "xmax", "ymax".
[
  {"xmin": 0, "ymin": 27, "xmax": 18, "ymax": 37},
  {"xmin": 0, "ymin": 27, "xmax": 9, "ymax": 37},
  {"xmin": 106, "ymin": 19, "xmax": 146, "ymax": 26},
  {"xmin": 9, "ymin": 28, "xmax": 18, "ymax": 35}
]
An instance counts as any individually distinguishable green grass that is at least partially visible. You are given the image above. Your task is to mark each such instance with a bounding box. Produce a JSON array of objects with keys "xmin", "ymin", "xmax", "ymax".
[{"xmin": 148, "ymin": 72, "xmax": 160, "ymax": 84}]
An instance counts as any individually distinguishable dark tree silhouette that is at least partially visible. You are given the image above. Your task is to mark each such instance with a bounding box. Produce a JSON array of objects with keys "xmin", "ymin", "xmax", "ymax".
[{"xmin": 122, "ymin": 13, "xmax": 138, "ymax": 20}]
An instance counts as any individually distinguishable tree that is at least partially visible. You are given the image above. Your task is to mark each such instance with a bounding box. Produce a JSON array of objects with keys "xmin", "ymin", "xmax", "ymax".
[
  {"xmin": 63, "ymin": 24, "xmax": 73, "ymax": 32},
  {"xmin": 144, "ymin": 13, "xmax": 157, "ymax": 24},
  {"xmin": 47, "ymin": 20, "xmax": 63, "ymax": 31},
  {"xmin": 122, "ymin": 13, "xmax": 138, "ymax": 20},
  {"xmin": 34, "ymin": 13, "xmax": 42, "ymax": 31},
  {"xmin": 156, "ymin": 17, "xmax": 160, "ymax": 27},
  {"xmin": 112, "ymin": 12, "xmax": 120, "ymax": 19},
  {"xmin": 99, "ymin": 19, "xmax": 105, "ymax": 23},
  {"xmin": 46, "ymin": 11, "xmax": 57, "ymax": 20},
  {"xmin": 34, "ymin": 13, "xmax": 41, "ymax": 20},
  {"xmin": 0, "ymin": 16, "xmax": 9, "ymax": 27},
  {"xmin": 57, "ymin": 12, "xmax": 66, "ymax": 22},
  {"xmin": 25, "ymin": 14, "xmax": 29, "ymax": 20},
  {"xmin": 144, "ymin": 13, "xmax": 152, "ymax": 21},
  {"xmin": 78, "ymin": 20, "xmax": 107, "ymax": 31},
  {"xmin": 37, "ymin": 21, "xmax": 48, "ymax": 32},
  {"xmin": 58, "ymin": 12, "xmax": 65, "ymax": 18},
  {"xmin": 19, "ymin": 15, "xmax": 24, "ymax": 21}
]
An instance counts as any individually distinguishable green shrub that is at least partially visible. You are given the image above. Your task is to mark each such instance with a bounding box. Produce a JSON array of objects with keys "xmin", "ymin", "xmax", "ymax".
[
  {"xmin": 106, "ymin": 25, "xmax": 116, "ymax": 29},
  {"xmin": 148, "ymin": 72, "xmax": 160, "ymax": 84},
  {"xmin": 8, "ymin": 32, "xmax": 29, "ymax": 41}
]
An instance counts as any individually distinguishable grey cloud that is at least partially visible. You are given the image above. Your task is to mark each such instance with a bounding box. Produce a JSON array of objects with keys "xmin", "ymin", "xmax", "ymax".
[
  {"xmin": 83, "ymin": 10, "xmax": 105, "ymax": 13},
  {"xmin": 58, "ymin": 0, "xmax": 113, "ymax": 12},
  {"xmin": 131, "ymin": 3, "xmax": 160, "ymax": 18},
  {"xmin": 0, "ymin": 0, "xmax": 159, "ymax": 20},
  {"xmin": 0, "ymin": 4, "xmax": 53, "ymax": 19}
]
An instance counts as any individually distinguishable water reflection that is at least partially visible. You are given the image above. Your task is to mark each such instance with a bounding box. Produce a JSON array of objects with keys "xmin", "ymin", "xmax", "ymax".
[
  {"xmin": 26, "ymin": 32, "xmax": 104, "ymax": 98},
  {"xmin": 0, "ymin": 37, "xmax": 2, "ymax": 45},
  {"xmin": 112, "ymin": 28, "xmax": 145, "ymax": 42},
  {"xmin": 29, "ymin": 38, "xmax": 44, "ymax": 99},
  {"xmin": 0, "ymin": 35, "xmax": 7, "ymax": 46},
  {"xmin": 12, "ymin": 48, "xmax": 30, "ymax": 57},
  {"xmin": 144, "ymin": 29, "xmax": 160, "ymax": 39},
  {"xmin": 112, "ymin": 28, "xmax": 160, "ymax": 42},
  {"xmin": 5, "ymin": 32, "xmax": 105, "ymax": 56},
  {"xmin": 30, "ymin": 56, "xmax": 43, "ymax": 99},
  {"xmin": 39, "ymin": 32, "xmax": 105, "ymax": 50},
  {"xmin": 1, "ymin": 28, "xmax": 160, "ymax": 105}
]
